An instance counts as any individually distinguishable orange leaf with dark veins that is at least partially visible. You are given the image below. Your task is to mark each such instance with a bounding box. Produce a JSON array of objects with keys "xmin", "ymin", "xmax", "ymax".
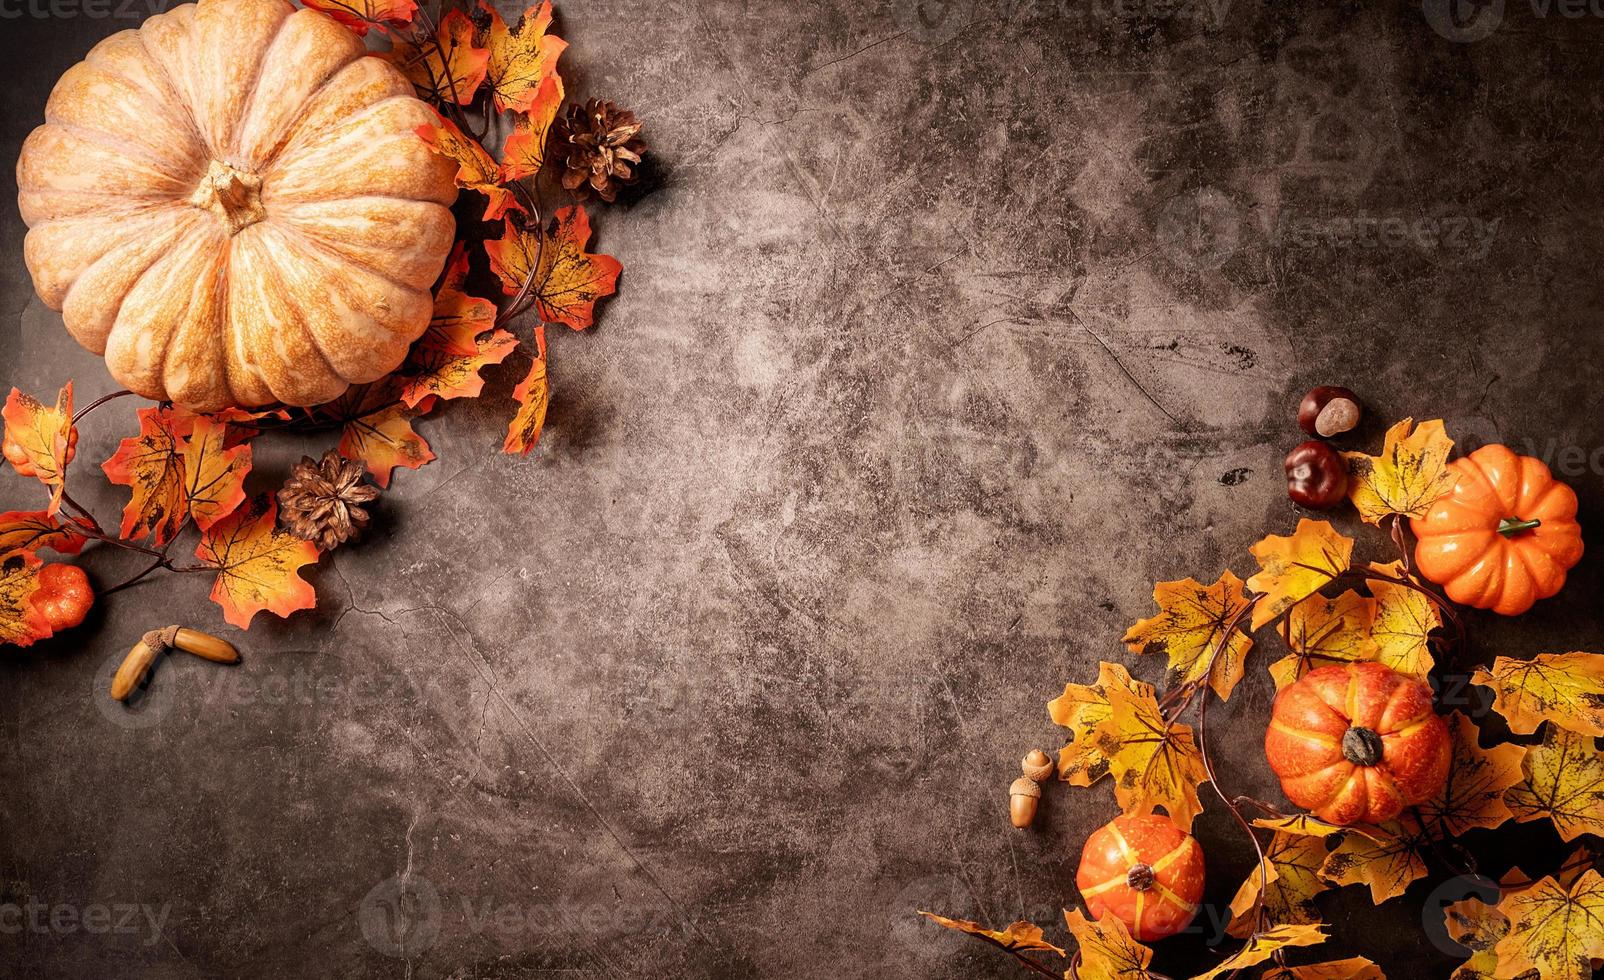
[
  {"xmin": 400, "ymin": 324, "xmax": 518, "ymax": 408},
  {"xmin": 3, "ymin": 384, "xmax": 75, "ymax": 517},
  {"xmin": 0, "ymin": 553, "xmax": 51, "ymax": 648},
  {"xmin": 477, "ymin": 0, "xmax": 567, "ymax": 114},
  {"xmin": 0, "ymin": 511, "xmax": 88, "ymax": 560},
  {"xmin": 485, "ymin": 206, "xmax": 621, "ymax": 329},
  {"xmin": 503, "ymin": 326, "xmax": 549, "ymax": 455},
  {"xmin": 195, "ymin": 496, "xmax": 319, "ymax": 629},
  {"xmin": 389, "ymin": 8, "xmax": 487, "ymax": 104},
  {"xmin": 101, "ymin": 406, "xmax": 189, "ymax": 545},
  {"xmin": 500, "ymin": 74, "xmax": 564, "ymax": 181},
  {"xmin": 301, "ymin": 0, "xmax": 416, "ymax": 34},
  {"xmin": 417, "ymin": 115, "xmax": 521, "ymax": 222},
  {"xmin": 181, "ymin": 416, "xmax": 251, "ymax": 532},
  {"xmin": 330, "ymin": 383, "xmax": 436, "ymax": 488}
]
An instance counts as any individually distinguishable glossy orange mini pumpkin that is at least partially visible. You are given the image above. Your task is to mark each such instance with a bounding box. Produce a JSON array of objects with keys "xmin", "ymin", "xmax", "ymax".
[
  {"xmin": 1265, "ymin": 661, "xmax": 1449, "ymax": 826},
  {"xmin": 1075, "ymin": 814, "xmax": 1204, "ymax": 941},
  {"xmin": 30, "ymin": 563, "xmax": 93, "ymax": 631},
  {"xmin": 1411, "ymin": 445, "xmax": 1583, "ymax": 616}
]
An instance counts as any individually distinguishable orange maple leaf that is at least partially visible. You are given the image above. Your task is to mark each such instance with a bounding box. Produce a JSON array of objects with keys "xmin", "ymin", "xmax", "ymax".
[
  {"xmin": 485, "ymin": 206, "xmax": 621, "ymax": 329},
  {"xmin": 195, "ymin": 496, "xmax": 320, "ymax": 629},
  {"xmin": 418, "ymin": 115, "xmax": 522, "ymax": 222},
  {"xmin": 3, "ymin": 383, "xmax": 75, "ymax": 517},
  {"xmin": 477, "ymin": 0, "xmax": 567, "ymax": 114},
  {"xmin": 401, "ymin": 324, "xmax": 518, "ymax": 408},
  {"xmin": 500, "ymin": 74, "xmax": 564, "ymax": 181},
  {"xmin": 0, "ymin": 511, "xmax": 88, "ymax": 560},
  {"xmin": 301, "ymin": 0, "xmax": 416, "ymax": 34},
  {"xmin": 329, "ymin": 383, "xmax": 437, "ymax": 488},
  {"xmin": 182, "ymin": 417, "xmax": 252, "ymax": 532},
  {"xmin": 390, "ymin": 8, "xmax": 488, "ymax": 104},
  {"xmin": 0, "ymin": 553, "xmax": 51, "ymax": 648},
  {"xmin": 504, "ymin": 326, "xmax": 550, "ymax": 455},
  {"xmin": 101, "ymin": 407, "xmax": 189, "ymax": 545}
]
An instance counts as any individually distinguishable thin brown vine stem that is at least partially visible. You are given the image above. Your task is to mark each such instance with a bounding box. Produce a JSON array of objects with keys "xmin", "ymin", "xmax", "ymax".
[
  {"xmin": 100, "ymin": 558, "xmax": 166, "ymax": 596},
  {"xmin": 70, "ymin": 389, "xmax": 133, "ymax": 425},
  {"xmin": 1339, "ymin": 566, "xmax": 1467, "ymax": 659},
  {"xmin": 1197, "ymin": 685, "xmax": 1273, "ymax": 947},
  {"xmin": 1388, "ymin": 513, "xmax": 1414, "ymax": 576}
]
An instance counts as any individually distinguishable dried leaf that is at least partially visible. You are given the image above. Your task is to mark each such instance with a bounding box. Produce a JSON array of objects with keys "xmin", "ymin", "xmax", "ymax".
[
  {"xmin": 1270, "ymin": 589, "xmax": 1377, "ymax": 690},
  {"xmin": 3, "ymin": 383, "xmax": 74, "ymax": 516},
  {"xmin": 477, "ymin": 0, "xmax": 567, "ymax": 114},
  {"xmin": 418, "ymin": 115, "xmax": 521, "ymax": 222},
  {"xmin": 1227, "ymin": 831, "xmax": 1331, "ymax": 938},
  {"xmin": 181, "ymin": 416, "xmax": 251, "ymax": 532},
  {"xmin": 0, "ymin": 554, "xmax": 51, "ymax": 648},
  {"xmin": 300, "ymin": 0, "xmax": 416, "ymax": 34},
  {"xmin": 400, "ymin": 276, "xmax": 518, "ymax": 409},
  {"xmin": 503, "ymin": 327, "xmax": 550, "ymax": 456},
  {"xmin": 101, "ymin": 407, "xmax": 189, "ymax": 545},
  {"xmin": 1246, "ymin": 518, "xmax": 1354, "ymax": 630},
  {"xmin": 1491, "ymin": 870, "xmax": 1604, "ymax": 980},
  {"xmin": 1122, "ymin": 570, "xmax": 1255, "ymax": 702},
  {"xmin": 1472, "ymin": 652, "xmax": 1604, "ymax": 738},
  {"xmin": 1416, "ymin": 712, "xmax": 1524, "ymax": 837},
  {"xmin": 1319, "ymin": 818, "xmax": 1430, "ymax": 904},
  {"xmin": 390, "ymin": 9, "xmax": 488, "ymax": 105},
  {"xmin": 1366, "ymin": 561, "xmax": 1439, "ymax": 681},
  {"xmin": 485, "ymin": 205, "xmax": 621, "ymax": 330},
  {"xmin": 1342, "ymin": 418, "xmax": 1456, "ymax": 526},
  {"xmin": 0, "ymin": 511, "xmax": 87, "ymax": 559},
  {"xmin": 331, "ymin": 383, "xmax": 437, "ymax": 489},
  {"xmin": 1504, "ymin": 726, "xmax": 1604, "ymax": 842},
  {"xmin": 915, "ymin": 912, "xmax": 1065, "ymax": 956},
  {"xmin": 500, "ymin": 74, "xmax": 564, "ymax": 181},
  {"xmin": 1049, "ymin": 660, "xmax": 1148, "ymax": 787},
  {"xmin": 1192, "ymin": 924, "xmax": 1328, "ymax": 980},
  {"xmin": 195, "ymin": 496, "xmax": 319, "ymax": 629},
  {"xmin": 1098, "ymin": 677, "xmax": 1207, "ymax": 831},
  {"xmin": 1062, "ymin": 907, "xmax": 1156, "ymax": 980}
]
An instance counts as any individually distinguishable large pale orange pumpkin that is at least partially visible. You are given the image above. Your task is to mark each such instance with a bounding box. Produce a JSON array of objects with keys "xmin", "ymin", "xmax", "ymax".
[{"xmin": 17, "ymin": 0, "xmax": 458, "ymax": 412}]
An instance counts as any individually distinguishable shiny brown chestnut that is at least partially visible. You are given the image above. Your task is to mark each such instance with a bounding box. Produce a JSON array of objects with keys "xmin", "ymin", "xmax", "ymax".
[
  {"xmin": 1298, "ymin": 386, "xmax": 1361, "ymax": 438},
  {"xmin": 1285, "ymin": 440, "xmax": 1349, "ymax": 509}
]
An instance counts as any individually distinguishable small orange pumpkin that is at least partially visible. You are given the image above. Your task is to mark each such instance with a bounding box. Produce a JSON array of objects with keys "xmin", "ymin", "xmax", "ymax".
[
  {"xmin": 1411, "ymin": 445, "xmax": 1583, "ymax": 616},
  {"xmin": 1074, "ymin": 814, "xmax": 1204, "ymax": 941},
  {"xmin": 1265, "ymin": 661, "xmax": 1450, "ymax": 826},
  {"xmin": 30, "ymin": 563, "xmax": 94, "ymax": 632}
]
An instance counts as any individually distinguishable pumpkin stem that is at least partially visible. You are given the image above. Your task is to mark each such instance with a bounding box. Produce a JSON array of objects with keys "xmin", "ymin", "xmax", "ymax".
[
  {"xmin": 188, "ymin": 160, "xmax": 266, "ymax": 235},
  {"xmin": 1497, "ymin": 517, "xmax": 1542, "ymax": 537},
  {"xmin": 1340, "ymin": 727, "xmax": 1383, "ymax": 767},
  {"xmin": 1126, "ymin": 863, "xmax": 1155, "ymax": 892}
]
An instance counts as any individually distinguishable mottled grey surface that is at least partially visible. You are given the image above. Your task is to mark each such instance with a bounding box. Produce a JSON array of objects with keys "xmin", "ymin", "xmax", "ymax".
[{"xmin": 3, "ymin": 0, "xmax": 1604, "ymax": 977}]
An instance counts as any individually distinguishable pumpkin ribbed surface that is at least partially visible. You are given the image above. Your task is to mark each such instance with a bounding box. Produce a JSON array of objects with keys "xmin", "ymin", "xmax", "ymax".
[
  {"xmin": 17, "ymin": 0, "xmax": 458, "ymax": 411},
  {"xmin": 1074, "ymin": 814, "xmax": 1204, "ymax": 941},
  {"xmin": 1265, "ymin": 661, "xmax": 1450, "ymax": 826}
]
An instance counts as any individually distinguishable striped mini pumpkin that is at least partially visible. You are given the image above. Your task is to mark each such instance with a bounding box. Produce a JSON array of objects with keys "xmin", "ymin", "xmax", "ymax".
[{"xmin": 1074, "ymin": 813, "xmax": 1204, "ymax": 941}]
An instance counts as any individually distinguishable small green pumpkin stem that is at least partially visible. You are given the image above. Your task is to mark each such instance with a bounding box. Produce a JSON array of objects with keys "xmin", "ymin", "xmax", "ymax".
[{"xmin": 1498, "ymin": 517, "xmax": 1542, "ymax": 538}]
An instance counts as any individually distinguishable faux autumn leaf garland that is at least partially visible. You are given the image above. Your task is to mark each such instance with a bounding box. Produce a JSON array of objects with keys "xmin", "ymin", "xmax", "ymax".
[
  {"xmin": 923, "ymin": 414, "xmax": 1604, "ymax": 980},
  {"xmin": 0, "ymin": 0, "xmax": 638, "ymax": 641}
]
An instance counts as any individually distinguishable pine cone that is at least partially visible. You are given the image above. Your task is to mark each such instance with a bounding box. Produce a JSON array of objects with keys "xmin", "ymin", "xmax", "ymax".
[
  {"xmin": 554, "ymin": 99, "xmax": 646, "ymax": 203},
  {"xmin": 277, "ymin": 450, "xmax": 380, "ymax": 552}
]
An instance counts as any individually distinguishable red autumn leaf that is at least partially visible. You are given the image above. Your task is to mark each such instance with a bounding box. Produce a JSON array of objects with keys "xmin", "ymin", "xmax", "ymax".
[
  {"xmin": 485, "ymin": 206, "xmax": 621, "ymax": 329},
  {"xmin": 417, "ymin": 114, "xmax": 522, "ymax": 222},
  {"xmin": 300, "ymin": 0, "xmax": 416, "ymax": 35},
  {"xmin": 195, "ymin": 496, "xmax": 319, "ymax": 629},
  {"xmin": 0, "ymin": 553, "xmax": 52, "ymax": 648},
  {"xmin": 0, "ymin": 511, "xmax": 88, "ymax": 560},
  {"xmin": 500, "ymin": 74, "xmax": 564, "ymax": 181},
  {"xmin": 390, "ymin": 8, "xmax": 488, "ymax": 104},
  {"xmin": 101, "ymin": 406, "xmax": 188, "ymax": 545},
  {"xmin": 329, "ymin": 383, "xmax": 437, "ymax": 488},
  {"xmin": 3, "ymin": 383, "xmax": 76, "ymax": 517},
  {"xmin": 181, "ymin": 416, "xmax": 252, "ymax": 532},
  {"xmin": 503, "ymin": 326, "xmax": 550, "ymax": 455},
  {"xmin": 477, "ymin": 0, "xmax": 567, "ymax": 114}
]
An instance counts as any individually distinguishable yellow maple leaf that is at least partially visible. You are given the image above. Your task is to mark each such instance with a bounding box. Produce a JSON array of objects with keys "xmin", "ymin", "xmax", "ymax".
[
  {"xmin": 1366, "ymin": 561, "xmax": 1439, "ymax": 681},
  {"xmin": 1193, "ymin": 923, "xmax": 1328, "ymax": 980},
  {"xmin": 477, "ymin": 0, "xmax": 568, "ymax": 114},
  {"xmin": 1341, "ymin": 418, "xmax": 1456, "ymax": 526},
  {"xmin": 3, "ymin": 383, "xmax": 75, "ymax": 517},
  {"xmin": 1270, "ymin": 588, "xmax": 1378, "ymax": 690},
  {"xmin": 1492, "ymin": 870, "xmax": 1604, "ymax": 980},
  {"xmin": 1098, "ymin": 678, "xmax": 1207, "ymax": 831},
  {"xmin": 1472, "ymin": 652, "xmax": 1604, "ymax": 738},
  {"xmin": 1048, "ymin": 661, "xmax": 1150, "ymax": 787},
  {"xmin": 1062, "ymin": 907, "xmax": 1155, "ymax": 980},
  {"xmin": 1262, "ymin": 957, "xmax": 1386, "ymax": 980},
  {"xmin": 915, "ymin": 912, "xmax": 1065, "ymax": 957},
  {"xmin": 1416, "ymin": 712, "xmax": 1524, "ymax": 837},
  {"xmin": 1443, "ymin": 893, "xmax": 1539, "ymax": 980},
  {"xmin": 1246, "ymin": 518, "xmax": 1354, "ymax": 630},
  {"xmin": 1319, "ymin": 818, "xmax": 1430, "ymax": 904},
  {"xmin": 194, "ymin": 496, "xmax": 320, "ymax": 629},
  {"xmin": 1227, "ymin": 831, "xmax": 1331, "ymax": 938},
  {"xmin": 1250, "ymin": 813, "xmax": 1380, "ymax": 840},
  {"xmin": 1122, "ymin": 570, "xmax": 1255, "ymax": 701},
  {"xmin": 1504, "ymin": 726, "xmax": 1604, "ymax": 842}
]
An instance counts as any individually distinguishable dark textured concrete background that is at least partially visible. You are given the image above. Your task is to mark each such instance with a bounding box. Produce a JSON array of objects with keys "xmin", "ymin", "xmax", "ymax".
[{"xmin": 3, "ymin": 0, "xmax": 1604, "ymax": 977}]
